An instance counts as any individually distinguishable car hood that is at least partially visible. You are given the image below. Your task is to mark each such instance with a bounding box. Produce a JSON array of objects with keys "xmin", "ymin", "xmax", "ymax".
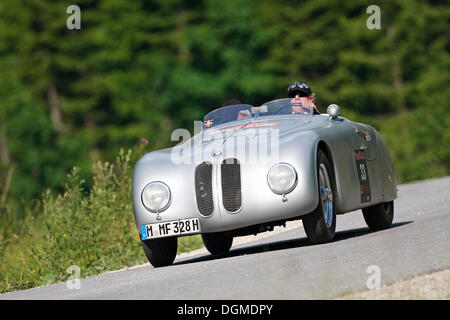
[
  {"xmin": 201, "ymin": 116, "xmax": 315, "ymax": 142},
  {"xmin": 139, "ymin": 115, "xmax": 329, "ymax": 165}
]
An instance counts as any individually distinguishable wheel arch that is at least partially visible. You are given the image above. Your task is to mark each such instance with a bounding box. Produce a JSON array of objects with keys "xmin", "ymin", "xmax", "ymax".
[{"xmin": 315, "ymin": 140, "xmax": 343, "ymax": 214}]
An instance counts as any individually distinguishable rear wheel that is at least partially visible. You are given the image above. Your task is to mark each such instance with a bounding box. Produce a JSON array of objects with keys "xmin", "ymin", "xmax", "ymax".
[
  {"xmin": 303, "ymin": 149, "xmax": 336, "ymax": 244},
  {"xmin": 362, "ymin": 201, "xmax": 394, "ymax": 231},
  {"xmin": 202, "ymin": 232, "xmax": 233, "ymax": 255},
  {"xmin": 141, "ymin": 237, "xmax": 178, "ymax": 267}
]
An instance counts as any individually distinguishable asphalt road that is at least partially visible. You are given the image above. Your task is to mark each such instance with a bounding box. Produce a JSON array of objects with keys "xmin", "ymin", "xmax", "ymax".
[{"xmin": 1, "ymin": 176, "xmax": 449, "ymax": 299}]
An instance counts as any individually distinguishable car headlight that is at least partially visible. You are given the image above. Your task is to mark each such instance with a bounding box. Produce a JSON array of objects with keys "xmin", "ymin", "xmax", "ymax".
[
  {"xmin": 267, "ymin": 163, "xmax": 298, "ymax": 195},
  {"xmin": 141, "ymin": 181, "xmax": 171, "ymax": 213}
]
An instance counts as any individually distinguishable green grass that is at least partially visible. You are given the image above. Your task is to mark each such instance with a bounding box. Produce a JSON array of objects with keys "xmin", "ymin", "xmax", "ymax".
[{"xmin": 0, "ymin": 147, "xmax": 204, "ymax": 293}]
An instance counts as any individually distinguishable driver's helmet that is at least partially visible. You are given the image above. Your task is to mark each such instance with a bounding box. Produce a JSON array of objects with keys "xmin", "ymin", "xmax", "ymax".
[
  {"xmin": 222, "ymin": 98, "xmax": 242, "ymax": 107},
  {"xmin": 287, "ymin": 81, "xmax": 312, "ymax": 98}
]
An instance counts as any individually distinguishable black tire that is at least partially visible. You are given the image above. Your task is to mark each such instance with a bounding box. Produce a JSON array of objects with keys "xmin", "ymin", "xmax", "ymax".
[
  {"xmin": 302, "ymin": 149, "xmax": 337, "ymax": 244},
  {"xmin": 141, "ymin": 237, "xmax": 178, "ymax": 267},
  {"xmin": 202, "ymin": 232, "xmax": 233, "ymax": 255},
  {"xmin": 362, "ymin": 201, "xmax": 394, "ymax": 231}
]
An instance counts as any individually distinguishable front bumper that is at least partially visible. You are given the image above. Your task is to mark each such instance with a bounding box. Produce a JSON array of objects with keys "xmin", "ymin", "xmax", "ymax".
[{"xmin": 132, "ymin": 157, "xmax": 319, "ymax": 235}]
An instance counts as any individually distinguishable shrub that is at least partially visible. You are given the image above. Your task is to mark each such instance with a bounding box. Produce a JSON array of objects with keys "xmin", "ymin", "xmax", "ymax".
[{"xmin": 0, "ymin": 147, "xmax": 204, "ymax": 293}]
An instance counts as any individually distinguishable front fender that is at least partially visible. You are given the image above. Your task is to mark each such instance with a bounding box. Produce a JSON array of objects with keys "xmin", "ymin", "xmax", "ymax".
[{"xmin": 132, "ymin": 150, "xmax": 199, "ymax": 230}]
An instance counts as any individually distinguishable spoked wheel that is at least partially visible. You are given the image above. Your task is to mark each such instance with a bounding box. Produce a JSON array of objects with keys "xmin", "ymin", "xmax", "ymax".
[
  {"xmin": 303, "ymin": 149, "xmax": 336, "ymax": 244},
  {"xmin": 319, "ymin": 163, "xmax": 334, "ymax": 229}
]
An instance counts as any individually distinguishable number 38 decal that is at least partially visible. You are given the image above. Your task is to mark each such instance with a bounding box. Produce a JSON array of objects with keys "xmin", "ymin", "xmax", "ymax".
[
  {"xmin": 355, "ymin": 150, "xmax": 371, "ymax": 203},
  {"xmin": 359, "ymin": 163, "xmax": 367, "ymax": 181}
]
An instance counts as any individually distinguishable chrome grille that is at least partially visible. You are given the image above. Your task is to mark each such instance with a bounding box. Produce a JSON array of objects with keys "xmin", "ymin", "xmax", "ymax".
[
  {"xmin": 195, "ymin": 161, "xmax": 214, "ymax": 216},
  {"xmin": 221, "ymin": 158, "xmax": 242, "ymax": 212}
]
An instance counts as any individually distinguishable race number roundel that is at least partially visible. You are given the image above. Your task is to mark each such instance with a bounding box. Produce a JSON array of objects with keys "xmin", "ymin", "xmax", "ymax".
[{"xmin": 355, "ymin": 150, "xmax": 371, "ymax": 203}]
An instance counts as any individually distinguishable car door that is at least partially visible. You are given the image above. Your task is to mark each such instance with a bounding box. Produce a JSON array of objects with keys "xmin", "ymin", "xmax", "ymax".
[{"xmin": 323, "ymin": 117, "xmax": 365, "ymax": 213}]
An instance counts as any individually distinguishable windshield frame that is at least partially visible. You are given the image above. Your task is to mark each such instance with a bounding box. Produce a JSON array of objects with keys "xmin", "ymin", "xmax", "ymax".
[
  {"xmin": 202, "ymin": 99, "xmax": 314, "ymax": 130},
  {"xmin": 202, "ymin": 104, "xmax": 255, "ymax": 130},
  {"xmin": 259, "ymin": 98, "xmax": 314, "ymax": 117}
]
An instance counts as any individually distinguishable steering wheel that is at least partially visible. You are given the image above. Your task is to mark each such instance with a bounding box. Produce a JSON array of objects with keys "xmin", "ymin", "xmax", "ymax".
[{"xmin": 275, "ymin": 103, "xmax": 308, "ymax": 115}]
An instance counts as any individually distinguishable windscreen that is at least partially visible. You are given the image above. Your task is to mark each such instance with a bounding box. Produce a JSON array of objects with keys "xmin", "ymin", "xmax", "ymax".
[
  {"xmin": 203, "ymin": 104, "xmax": 254, "ymax": 129},
  {"xmin": 258, "ymin": 98, "xmax": 314, "ymax": 117},
  {"xmin": 202, "ymin": 99, "xmax": 313, "ymax": 130}
]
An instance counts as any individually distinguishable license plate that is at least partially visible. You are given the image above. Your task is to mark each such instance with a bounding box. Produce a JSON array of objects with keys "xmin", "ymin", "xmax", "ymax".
[{"xmin": 140, "ymin": 218, "xmax": 200, "ymax": 240}]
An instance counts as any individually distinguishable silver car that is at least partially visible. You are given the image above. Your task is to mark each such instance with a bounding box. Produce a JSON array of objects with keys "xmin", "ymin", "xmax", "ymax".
[{"xmin": 132, "ymin": 99, "xmax": 397, "ymax": 267}]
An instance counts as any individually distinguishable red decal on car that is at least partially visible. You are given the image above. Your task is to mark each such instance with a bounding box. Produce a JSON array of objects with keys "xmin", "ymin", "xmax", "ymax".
[
  {"xmin": 204, "ymin": 119, "xmax": 214, "ymax": 128},
  {"xmin": 219, "ymin": 122, "xmax": 279, "ymax": 132},
  {"xmin": 355, "ymin": 152, "xmax": 366, "ymax": 160}
]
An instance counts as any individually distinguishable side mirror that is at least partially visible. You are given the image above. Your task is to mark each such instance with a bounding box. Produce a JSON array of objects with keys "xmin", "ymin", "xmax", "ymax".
[{"xmin": 327, "ymin": 104, "xmax": 340, "ymax": 119}]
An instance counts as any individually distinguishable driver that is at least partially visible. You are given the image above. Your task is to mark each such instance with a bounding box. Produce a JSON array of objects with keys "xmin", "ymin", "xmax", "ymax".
[
  {"xmin": 287, "ymin": 81, "xmax": 320, "ymax": 114},
  {"xmin": 237, "ymin": 109, "xmax": 251, "ymax": 120},
  {"xmin": 221, "ymin": 99, "xmax": 251, "ymax": 120}
]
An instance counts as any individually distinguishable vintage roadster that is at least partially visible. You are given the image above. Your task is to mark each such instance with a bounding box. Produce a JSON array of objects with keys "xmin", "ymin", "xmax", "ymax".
[{"xmin": 132, "ymin": 99, "xmax": 397, "ymax": 267}]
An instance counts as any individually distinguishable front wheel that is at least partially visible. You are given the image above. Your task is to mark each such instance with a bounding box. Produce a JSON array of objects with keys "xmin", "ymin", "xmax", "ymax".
[
  {"xmin": 202, "ymin": 232, "xmax": 233, "ymax": 255},
  {"xmin": 362, "ymin": 201, "xmax": 394, "ymax": 231},
  {"xmin": 142, "ymin": 237, "xmax": 178, "ymax": 267},
  {"xmin": 302, "ymin": 149, "xmax": 336, "ymax": 244}
]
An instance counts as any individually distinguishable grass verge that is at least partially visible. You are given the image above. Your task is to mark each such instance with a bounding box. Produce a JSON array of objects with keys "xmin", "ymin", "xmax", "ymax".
[{"xmin": 0, "ymin": 147, "xmax": 204, "ymax": 293}]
